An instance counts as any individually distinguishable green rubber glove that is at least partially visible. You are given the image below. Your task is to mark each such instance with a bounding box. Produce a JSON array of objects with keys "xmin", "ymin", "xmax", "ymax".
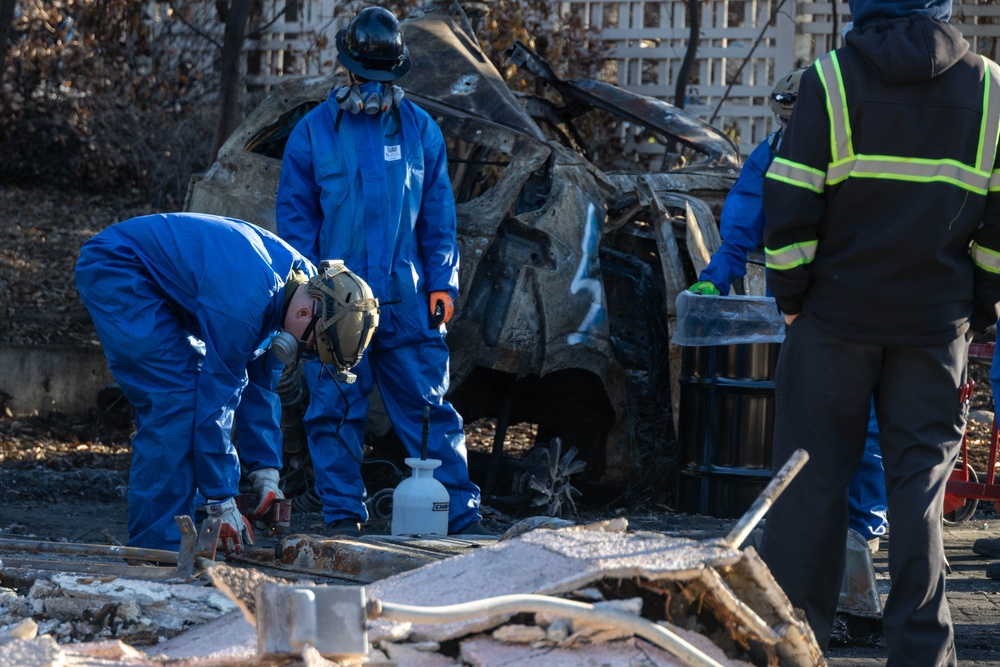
[{"xmin": 688, "ymin": 281, "xmax": 721, "ymax": 296}]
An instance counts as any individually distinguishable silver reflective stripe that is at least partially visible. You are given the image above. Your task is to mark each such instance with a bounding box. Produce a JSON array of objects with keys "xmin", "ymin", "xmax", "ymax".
[
  {"xmin": 972, "ymin": 242, "xmax": 1000, "ymax": 274},
  {"xmin": 990, "ymin": 170, "xmax": 1000, "ymax": 192},
  {"xmin": 818, "ymin": 55, "xmax": 852, "ymax": 164},
  {"xmin": 980, "ymin": 57, "xmax": 1000, "ymax": 174},
  {"xmin": 765, "ymin": 240, "xmax": 818, "ymax": 270},
  {"xmin": 826, "ymin": 157, "xmax": 855, "ymax": 185},
  {"xmin": 849, "ymin": 156, "xmax": 989, "ymax": 192},
  {"xmin": 767, "ymin": 157, "xmax": 825, "ymax": 192}
]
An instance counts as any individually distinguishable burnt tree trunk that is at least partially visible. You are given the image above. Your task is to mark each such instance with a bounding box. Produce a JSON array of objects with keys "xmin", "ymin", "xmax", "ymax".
[
  {"xmin": 673, "ymin": 0, "xmax": 700, "ymax": 110},
  {"xmin": 211, "ymin": 0, "xmax": 252, "ymax": 161}
]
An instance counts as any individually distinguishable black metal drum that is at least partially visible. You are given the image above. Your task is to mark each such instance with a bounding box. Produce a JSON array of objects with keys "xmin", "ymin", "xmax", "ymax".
[{"xmin": 675, "ymin": 342, "xmax": 780, "ymax": 518}]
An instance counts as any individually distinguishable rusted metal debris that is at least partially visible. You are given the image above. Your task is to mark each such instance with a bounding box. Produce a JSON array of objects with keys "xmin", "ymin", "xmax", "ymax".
[
  {"xmin": 264, "ymin": 532, "xmax": 481, "ymax": 585},
  {"xmin": 0, "ymin": 516, "xmax": 220, "ymax": 582},
  {"xmin": 0, "ymin": 537, "xmax": 180, "ymax": 565}
]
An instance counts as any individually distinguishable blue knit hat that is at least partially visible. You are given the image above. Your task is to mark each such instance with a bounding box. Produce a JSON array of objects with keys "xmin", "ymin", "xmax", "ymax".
[{"xmin": 848, "ymin": 0, "xmax": 952, "ymax": 26}]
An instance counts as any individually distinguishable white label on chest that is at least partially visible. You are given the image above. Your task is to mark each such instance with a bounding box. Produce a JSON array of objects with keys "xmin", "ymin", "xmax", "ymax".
[{"xmin": 385, "ymin": 145, "xmax": 401, "ymax": 161}]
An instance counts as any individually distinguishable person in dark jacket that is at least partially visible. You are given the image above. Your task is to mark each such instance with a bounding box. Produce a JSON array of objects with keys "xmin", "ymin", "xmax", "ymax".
[{"xmin": 758, "ymin": 0, "xmax": 1000, "ymax": 662}]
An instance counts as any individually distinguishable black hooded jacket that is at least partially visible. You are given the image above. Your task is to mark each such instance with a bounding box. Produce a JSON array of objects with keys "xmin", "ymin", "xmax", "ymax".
[{"xmin": 762, "ymin": 15, "xmax": 1000, "ymax": 343}]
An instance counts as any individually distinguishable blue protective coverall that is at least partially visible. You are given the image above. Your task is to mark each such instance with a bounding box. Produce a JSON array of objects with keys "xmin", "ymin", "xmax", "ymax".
[
  {"xmin": 276, "ymin": 81, "xmax": 481, "ymax": 533},
  {"xmin": 703, "ymin": 131, "xmax": 888, "ymax": 540},
  {"xmin": 698, "ymin": 133, "xmax": 778, "ymax": 296},
  {"xmin": 75, "ymin": 213, "xmax": 313, "ymax": 550}
]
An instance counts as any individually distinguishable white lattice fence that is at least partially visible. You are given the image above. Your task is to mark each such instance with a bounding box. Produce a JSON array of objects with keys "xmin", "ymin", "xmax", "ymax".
[
  {"xmin": 798, "ymin": 0, "xmax": 1000, "ymax": 62},
  {"xmin": 245, "ymin": 0, "xmax": 347, "ymax": 87},
  {"xmin": 229, "ymin": 0, "xmax": 1000, "ymax": 155},
  {"xmin": 558, "ymin": 0, "xmax": 797, "ymax": 156},
  {"xmin": 955, "ymin": 1, "xmax": 1000, "ymax": 58},
  {"xmin": 557, "ymin": 0, "xmax": 1000, "ymax": 156},
  {"xmin": 147, "ymin": 0, "xmax": 345, "ymax": 90}
]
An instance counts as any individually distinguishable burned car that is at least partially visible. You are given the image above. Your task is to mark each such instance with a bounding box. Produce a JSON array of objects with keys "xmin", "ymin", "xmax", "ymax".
[{"xmin": 186, "ymin": 0, "xmax": 740, "ymax": 512}]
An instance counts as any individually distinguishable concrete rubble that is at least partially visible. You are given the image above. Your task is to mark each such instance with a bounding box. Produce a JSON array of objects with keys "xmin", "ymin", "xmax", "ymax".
[
  {"xmin": 0, "ymin": 572, "xmax": 236, "ymax": 636},
  {"xmin": 0, "ymin": 520, "xmax": 825, "ymax": 666}
]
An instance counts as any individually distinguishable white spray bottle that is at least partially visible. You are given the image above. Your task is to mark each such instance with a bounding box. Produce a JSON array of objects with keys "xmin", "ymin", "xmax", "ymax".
[{"xmin": 391, "ymin": 406, "xmax": 450, "ymax": 536}]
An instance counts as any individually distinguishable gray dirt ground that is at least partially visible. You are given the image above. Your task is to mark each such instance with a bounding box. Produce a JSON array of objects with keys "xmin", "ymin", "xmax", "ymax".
[
  {"xmin": 3, "ymin": 489, "xmax": 1000, "ymax": 664},
  {"xmin": 830, "ymin": 515, "xmax": 1000, "ymax": 666}
]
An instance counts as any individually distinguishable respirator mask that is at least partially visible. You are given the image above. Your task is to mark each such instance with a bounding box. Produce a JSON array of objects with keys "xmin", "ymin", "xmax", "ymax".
[
  {"xmin": 270, "ymin": 326, "xmax": 317, "ymax": 367},
  {"xmin": 336, "ymin": 82, "xmax": 405, "ymax": 115},
  {"xmin": 270, "ymin": 296, "xmax": 322, "ymax": 366},
  {"xmin": 334, "ymin": 82, "xmax": 405, "ymax": 133}
]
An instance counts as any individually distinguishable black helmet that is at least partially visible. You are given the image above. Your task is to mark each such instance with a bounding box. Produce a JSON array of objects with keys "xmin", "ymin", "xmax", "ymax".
[{"xmin": 335, "ymin": 7, "xmax": 411, "ymax": 82}]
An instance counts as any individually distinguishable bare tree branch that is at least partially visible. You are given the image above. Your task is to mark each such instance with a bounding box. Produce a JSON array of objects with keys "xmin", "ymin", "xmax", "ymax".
[{"xmin": 167, "ymin": 1, "xmax": 224, "ymax": 50}]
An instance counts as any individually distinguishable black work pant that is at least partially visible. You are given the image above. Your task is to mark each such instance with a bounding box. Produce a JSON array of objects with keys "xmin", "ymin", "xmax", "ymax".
[{"xmin": 759, "ymin": 313, "xmax": 966, "ymax": 667}]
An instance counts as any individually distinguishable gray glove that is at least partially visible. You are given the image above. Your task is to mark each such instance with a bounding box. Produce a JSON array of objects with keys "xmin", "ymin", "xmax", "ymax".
[
  {"xmin": 247, "ymin": 468, "xmax": 284, "ymax": 518},
  {"xmin": 205, "ymin": 497, "xmax": 254, "ymax": 555}
]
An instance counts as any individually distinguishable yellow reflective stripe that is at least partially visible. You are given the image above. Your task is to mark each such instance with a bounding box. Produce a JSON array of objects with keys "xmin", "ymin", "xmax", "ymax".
[
  {"xmin": 818, "ymin": 54, "xmax": 853, "ymax": 163},
  {"xmin": 765, "ymin": 240, "xmax": 818, "ymax": 270},
  {"xmin": 767, "ymin": 157, "xmax": 825, "ymax": 193},
  {"xmin": 980, "ymin": 57, "xmax": 1000, "ymax": 174},
  {"xmin": 972, "ymin": 242, "xmax": 1000, "ymax": 274}
]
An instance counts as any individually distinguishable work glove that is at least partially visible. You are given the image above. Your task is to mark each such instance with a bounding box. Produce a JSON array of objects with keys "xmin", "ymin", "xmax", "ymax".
[
  {"xmin": 688, "ymin": 281, "xmax": 721, "ymax": 296},
  {"xmin": 205, "ymin": 497, "xmax": 254, "ymax": 555},
  {"xmin": 247, "ymin": 467, "xmax": 284, "ymax": 518},
  {"xmin": 429, "ymin": 291, "xmax": 454, "ymax": 327}
]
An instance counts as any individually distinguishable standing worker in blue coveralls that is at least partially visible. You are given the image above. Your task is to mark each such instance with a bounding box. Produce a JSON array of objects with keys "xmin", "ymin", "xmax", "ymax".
[
  {"xmin": 276, "ymin": 6, "xmax": 489, "ymax": 537},
  {"xmin": 689, "ymin": 68, "xmax": 889, "ymax": 551},
  {"xmin": 75, "ymin": 213, "xmax": 378, "ymax": 554}
]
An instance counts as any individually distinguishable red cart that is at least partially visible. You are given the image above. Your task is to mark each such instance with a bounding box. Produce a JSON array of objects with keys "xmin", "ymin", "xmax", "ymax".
[{"xmin": 943, "ymin": 342, "xmax": 999, "ymax": 525}]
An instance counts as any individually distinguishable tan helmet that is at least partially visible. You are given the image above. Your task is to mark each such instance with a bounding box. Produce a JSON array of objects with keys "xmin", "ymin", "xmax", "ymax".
[
  {"xmin": 769, "ymin": 68, "xmax": 808, "ymax": 121},
  {"xmin": 307, "ymin": 260, "xmax": 379, "ymax": 375}
]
